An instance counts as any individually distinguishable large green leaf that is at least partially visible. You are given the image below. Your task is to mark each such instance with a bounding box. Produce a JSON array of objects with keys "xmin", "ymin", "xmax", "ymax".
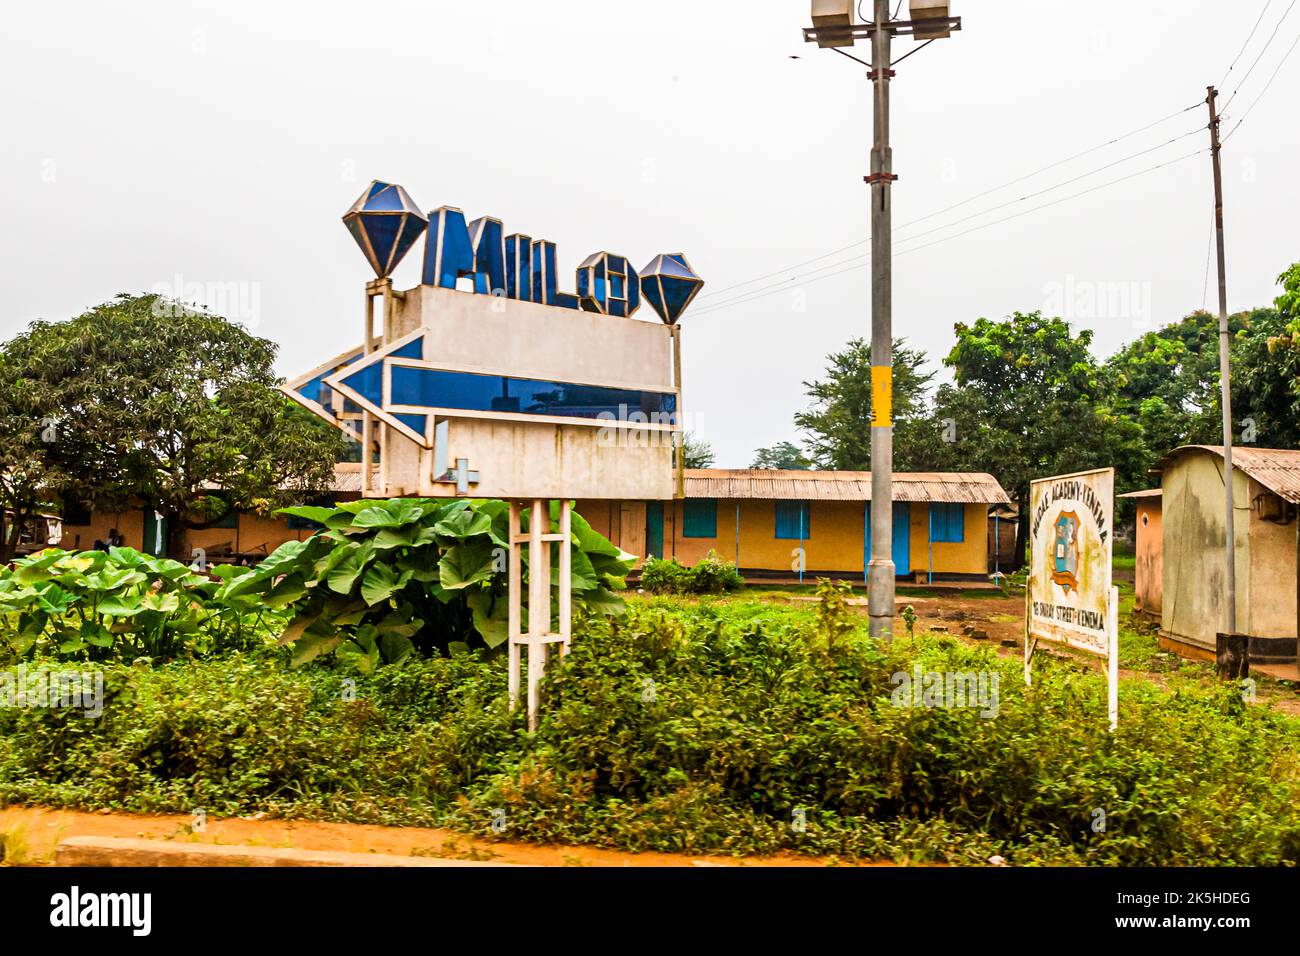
[
  {"xmin": 290, "ymin": 627, "xmax": 344, "ymax": 666},
  {"xmin": 378, "ymin": 632, "xmax": 415, "ymax": 665},
  {"xmin": 439, "ymin": 540, "xmax": 497, "ymax": 590},
  {"xmin": 80, "ymin": 620, "xmax": 115, "ymax": 648},
  {"xmin": 467, "ymin": 588, "xmax": 510, "ymax": 649},
  {"xmin": 433, "ymin": 509, "xmax": 492, "ymax": 541},
  {"xmin": 327, "ymin": 543, "xmax": 375, "ymax": 595},
  {"xmin": 275, "ymin": 505, "xmax": 337, "ymax": 525},
  {"xmin": 359, "ymin": 563, "xmax": 411, "ymax": 606}
]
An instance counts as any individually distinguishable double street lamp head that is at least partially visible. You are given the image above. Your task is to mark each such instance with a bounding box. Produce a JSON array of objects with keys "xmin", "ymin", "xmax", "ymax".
[{"xmin": 805, "ymin": 1, "xmax": 956, "ymax": 48}]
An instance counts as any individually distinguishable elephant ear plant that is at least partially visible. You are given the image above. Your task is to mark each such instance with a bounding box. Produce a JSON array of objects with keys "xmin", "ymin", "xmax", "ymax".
[
  {"xmin": 0, "ymin": 546, "xmax": 273, "ymax": 661},
  {"xmin": 217, "ymin": 498, "xmax": 636, "ymax": 673}
]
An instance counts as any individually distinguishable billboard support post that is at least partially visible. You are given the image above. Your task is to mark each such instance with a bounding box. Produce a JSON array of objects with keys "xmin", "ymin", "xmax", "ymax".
[
  {"xmin": 1107, "ymin": 584, "xmax": 1119, "ymax": 732},
  {"xmin": 507, "ymin": 498, "xmax": 572, "ymax": 731},
  {"xmin": 1025, "ymin": 467, "xmax": 1118, "ymax": 732}
]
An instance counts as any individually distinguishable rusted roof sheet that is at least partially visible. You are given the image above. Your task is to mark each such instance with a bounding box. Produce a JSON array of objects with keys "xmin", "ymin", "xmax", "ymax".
[
  {"xmin": 1119, "ymin": 488, "xmax": 1162, "ymax": 499},
  {"xmin": 331, "ymin": 464, "xmax": 362, "ymax": 493},
  {"xmin": 1151, "ymin": 445, "xmax": 1300, "ymax": 503},
  {"xmin": 684, "ymin": 469, "xmax": 1011, "ymax": 504}
]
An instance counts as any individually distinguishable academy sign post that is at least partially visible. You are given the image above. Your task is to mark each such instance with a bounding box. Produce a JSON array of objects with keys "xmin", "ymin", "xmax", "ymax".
[{"xmin": 1025, "ymin": 467, "xmax": 1119, "ymax": 731}]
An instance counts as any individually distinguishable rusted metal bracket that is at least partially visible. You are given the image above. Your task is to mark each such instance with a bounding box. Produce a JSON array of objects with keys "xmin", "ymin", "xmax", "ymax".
[
  {"xmin": 867, "ymin": 68, "xmax": 896, "ymax": 79},
  {"xmin": 863, "ymin": 172, "xmax": 899, "ymax": 184}
]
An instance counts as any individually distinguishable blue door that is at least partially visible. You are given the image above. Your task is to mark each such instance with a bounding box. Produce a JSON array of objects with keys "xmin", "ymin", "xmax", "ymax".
[
  {"xmin": 645, "ymin": 501, "xmax": 664, "ymax": 559},
  {"xmin": 864, "ymin": 502, "xmax": 911, "ymax": 579}
]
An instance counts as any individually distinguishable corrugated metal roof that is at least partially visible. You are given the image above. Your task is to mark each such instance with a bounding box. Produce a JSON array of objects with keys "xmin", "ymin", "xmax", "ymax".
[
  {"xmin": 331, "ymin": 464, "xmax": 362, "ymax": 493},
  {"xmin": 1151, "ymin": 445, "xmax": 1300, "ymax": 503},
  {"xmin": 202, "ymin": 463, "xmax": 362, "ymax": 495},
  {"xmin": 1119, "ymin": 488, "xmax": 1162, "ymax": 499},
  {"xmin": 684, "ymin": 469, "xmax": 1011, "ymax": 504}
]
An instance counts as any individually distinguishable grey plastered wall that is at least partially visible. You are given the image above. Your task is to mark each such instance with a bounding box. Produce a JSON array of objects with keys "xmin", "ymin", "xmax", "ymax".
[{"xmin": 1161, "ymin": 451, "xmax": 1251, "ymax": 649}]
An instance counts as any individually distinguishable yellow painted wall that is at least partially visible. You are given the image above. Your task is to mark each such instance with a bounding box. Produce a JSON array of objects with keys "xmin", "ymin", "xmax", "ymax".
[
  {"xmin": 906, "ymin": 503, "xmax": 989, "ymax": 577},
  {"xmin": 60, "ymin": 509, "xmax": 146, "ymax": 552},
  {"xmin": 189, "ymin": 513, "xmax": 312, "ymax": 561},
  {"xmin": 64, "ymin": 509, "xmax": 309, "ymax": 560},
  {"xmin": 651, "ymin": 498, "xmax": 988, "ymax": 576},
  {"xmin": 1246, "ymin": 484, "xmax": 1297, "ymax": 638},
  {"xmin": 1133, "ymin": 498, "xmax": 1163, "ymax": 615}
]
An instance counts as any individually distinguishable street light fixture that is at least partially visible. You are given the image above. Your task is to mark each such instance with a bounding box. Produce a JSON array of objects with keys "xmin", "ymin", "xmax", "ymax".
[
  {"xmin": 810, "ymin": 0, "xmax": 855, "ymax": 47},
  {"xmin": 802, "ymin": 0, "xmax": 960, "ymax": 643}
]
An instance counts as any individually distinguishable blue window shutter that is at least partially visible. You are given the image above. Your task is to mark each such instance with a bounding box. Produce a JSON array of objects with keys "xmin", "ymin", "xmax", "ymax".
[
  {"xmin": 930, "ymin": 503, "xmax": 965, "ymax": 543},
  {"xmin": 683, "ymin": 499, "xmax": 717, "ymax": 538},
  {"xmin": 775, "ymin": 500, "xmax": 810, "ymax": 539}
]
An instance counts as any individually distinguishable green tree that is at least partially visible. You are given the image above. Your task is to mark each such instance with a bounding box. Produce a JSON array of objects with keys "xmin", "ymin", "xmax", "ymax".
[
  {"xmin": 1104, "ymin": 309, "xmax": 1243, "ymax": 455},
  {"xmin": 750, "ymin": 441, "xmax": 811, "ymax": 470},
  {"xmin": 930, "ymin": 312, "xmax": 1145, "ymax": 567},
  {"xmin": 795, "ymin": 338, "xmax": 937, "ymax": 471},
  {"xmin": 0, "ymin": 353, "xmax": 60, "ymax": 562},
  {"xmin": 1230, "ymin": 263, "xmax": 1300, "ymax": 448},
  {"xmin": 2, "ymin": 294, "xmax": 346, "ymax": 559},
  {"xmin": 678, "ymin": 431, "xmax": 715, "ymax": 469}
]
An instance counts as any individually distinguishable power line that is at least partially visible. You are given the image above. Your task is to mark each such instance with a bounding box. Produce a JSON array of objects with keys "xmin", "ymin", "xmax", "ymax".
[
  {"xmin": 1201, "ymin": 207, "xmax": 1214, "ymax": 312},
  {"xmin": 894, "ymin": 126, "xmax": 1204, "ymax": 244},
  {"xmin": 891, "ymin": 149, "xmax": 1205, "ymax": 258},
  {"xmin": 1223, "ymin": 28, "xmax": 1300, "ymax": 141},
  {"xmin": 689, "ymin": 149, "xmax": 1205, "ymax": 318},
  {"xmin": 695, "ymin": 128, "xmax": 1203, "ymax": 314},
  {"xmin": 1219, "ymin": 0, "xmax": 1273, "ymax": 89},
  {"xmin": 891, "ymin": 102, "xmax": 1201, "ymax": 233},
  {"xmin": 1221, "ymin": 0, "xmax": 1297, "ymax": 112},
  {"xmin": 694, "ymin": 101, "xmax": 1200, "ymax": 303}
]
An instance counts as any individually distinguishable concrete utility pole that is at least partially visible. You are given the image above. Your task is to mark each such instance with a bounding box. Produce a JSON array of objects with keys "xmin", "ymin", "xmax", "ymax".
[
  {"xmin": 804, "ymin": 1, "xmax": 960, "ymax": 643},
  {"xmin": 1206, "ymin": 86, "xmax": 1237, "ymax": 637},
  {"xmin": 866, "ymin": 0, "xmax": 896, "ymax": 642}
]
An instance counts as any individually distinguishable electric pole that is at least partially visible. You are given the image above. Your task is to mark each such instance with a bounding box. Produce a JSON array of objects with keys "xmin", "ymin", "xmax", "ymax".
[
  {"xmin": 1205, "ymin": 85, "xmax": 1237, "ymax": 637},
  {"xmin": 804, "ymin": 1, "xmax": 961, "ymax": 643},
  {"xmin": 867, "ymin": 0, "xmax": 896, "ymax": 643}
]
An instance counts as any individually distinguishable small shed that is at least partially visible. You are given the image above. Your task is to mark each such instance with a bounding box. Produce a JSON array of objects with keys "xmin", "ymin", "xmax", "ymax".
[
  {"xmin": 1119, "ymin": 488, "xmax": 1162, "ymax": 618},
  {"xmin": 987, "ymin": 503, "xmax": 1019, "ymax": 573},
  {"xmin": 1152, "ymin": 446, "xmax": 1299, "ymax": 664}
]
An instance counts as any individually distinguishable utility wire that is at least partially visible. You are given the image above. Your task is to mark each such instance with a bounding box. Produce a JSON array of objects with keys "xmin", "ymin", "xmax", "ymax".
[
  {"xmin": 1201, "ymin": 207, "xmax": 1214, "ymax": 312},
  {"xmin": 695, "ymin": 129, "xmax": 1203, "ymax": 314},
  {"xmin": 690, "ymin": 149, "xmax": 1205, "ymax": 318},
  {"xmin": 1219, "ymin": 0, "xmax": 1273, "ymax": 89},
  {"xmin": 894, "ymin": 126, "xmax": 1204, "ymax": 244},
  {"xmin": 1222, "ymin": 0, "xmax": 1297, "ymax": 113},
  {"xmin": 891, "ymin": 103, "xmax": 1201, "ymax": 232},
  {"xmin": 694, "ymin": 101, "xmax": 1201, "ymax": 303},
  {"xmin": 1223, "ymin": 28, "xmax": 1300, "ymax": 141}
]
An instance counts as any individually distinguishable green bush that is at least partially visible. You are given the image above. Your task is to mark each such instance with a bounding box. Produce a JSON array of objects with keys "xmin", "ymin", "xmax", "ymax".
[
  {"xmin": 638, "ymin": 557, "xmax": 693, "ymax": 595},
  {"xmin": 639, "ymin": 551, "xmax": 743, "ymax": 595},
  {"xmin": 0, "ymin": 547, "xmax": 281, "ymax": 663},
  {"xmin": 218, "ymin": 498, "xmax": 635, "ymax": 670},
  {"xmin": 2, "ymin": 599, "xmax": 1298, "ymax": 864}
]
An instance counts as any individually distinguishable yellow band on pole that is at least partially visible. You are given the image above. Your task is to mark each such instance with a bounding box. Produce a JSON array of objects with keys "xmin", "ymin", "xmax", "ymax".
[{"xmin": 871, "ymin": 365, "xmax": 893, "ymax": 428}]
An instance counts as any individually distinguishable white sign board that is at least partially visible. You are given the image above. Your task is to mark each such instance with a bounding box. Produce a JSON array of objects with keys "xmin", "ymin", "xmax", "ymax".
[{"xmin": 1025, "ymin": 467, "xmax": 1119, "ymax": 730}]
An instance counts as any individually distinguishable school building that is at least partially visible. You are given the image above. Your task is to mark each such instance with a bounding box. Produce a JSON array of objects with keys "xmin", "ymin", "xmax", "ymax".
[
  {"xmin": 57, "ymin": 464, "xmax": 364, "ymax": 561},
  {"xmin": 577, "ymin": 468, "xmax": 1011, "ymax": 582},
  {"xmin": 55, "ymin": 464, "xmax": 1011, "ymax": 583}
]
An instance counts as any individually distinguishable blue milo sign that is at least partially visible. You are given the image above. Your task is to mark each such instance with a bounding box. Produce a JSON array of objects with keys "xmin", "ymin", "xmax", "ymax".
[{"xmin": 344, "ymin": 180, "xmax": 704, "ymax": 325}]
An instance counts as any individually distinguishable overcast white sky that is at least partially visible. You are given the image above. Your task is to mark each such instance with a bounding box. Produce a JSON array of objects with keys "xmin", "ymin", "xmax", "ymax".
[{"xmin": 4, "ymin": 0, "xmax": 1297, "ymax": 466}]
